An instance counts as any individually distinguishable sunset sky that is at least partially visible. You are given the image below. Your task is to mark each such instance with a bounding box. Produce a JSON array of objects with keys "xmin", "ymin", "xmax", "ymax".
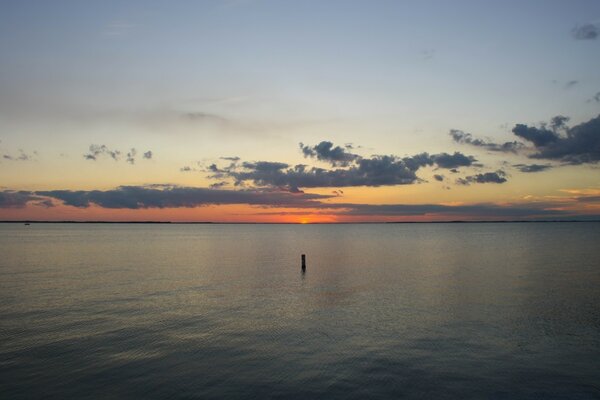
[{"xmin": 1, "ymin": 0, "xmax": 599, "ymax": 222}]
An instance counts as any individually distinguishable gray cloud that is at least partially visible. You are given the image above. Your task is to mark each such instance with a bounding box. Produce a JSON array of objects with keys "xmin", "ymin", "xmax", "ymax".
[
  {"xmin": 433, "ymin": 174, "xmax": 444, "ymax": 182},
  {"xmin": 0, "ymin": 191, "xmax": 42, "ymax": 208},
  {"xmin": 450, "ymin": 129, "xmax": 523, "ymax": 153},
  {"xmin": 34, "ymin": 186, "xmax": 333, "ymax": 209},
  {"xmin": 227, "ymin": 156, "xmax": 420, "ymax": 191},
  {"xmin": 3, "ymin": 185, "xmax": 595, "ymax": 220},
  {"xmin": 513, "ymin": 163, "xmax": 553, "ymax": 173},
  {"xmin": 564, "ymin": 80, "xmax": 578, "ymax": 89},
  {"xmin": 572, "ymin": 24, "xmax": 599, "ymax": 40},
  {"xmin": 126, "ymin": 148, "xmax": 137, "ymax": 164},
  {"xmin": 1, "ymin": 186, "xmax": 579, "ymax": 221},
  {"xmin": 84, "ymin": 144, "xmax": 153, "ymax": 164},
  {"xmin": 430, "ymin": 152, "xmax": 477, "ymax": 169},
  {"xmin": 456, "ymin": 170, "xmax": 507, "ymax": 185},
  {"xmin": 84, "ymin": 144, "xmax": 121, "ymax": 161},
  {"xmin": 513, "ymin": 114, "xmax": 600, "ymax": 164},
  {"xmin": 300, "ymin": 141, "xmax": 360, "ymax": 166},
  {"xmin": 215, "ymin": 141, "xmax": 477, "ymax": 191}
]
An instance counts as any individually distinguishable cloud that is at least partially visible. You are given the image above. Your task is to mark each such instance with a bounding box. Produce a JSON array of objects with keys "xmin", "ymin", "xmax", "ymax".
[
  {"xmin": 84, "ymin": 144, "xmax": 153, "ymax": 164},
  {"xmin": 572, "ymin": 24, "xmax": 599, "ymax": 40},
  {"xmin": 3, "ymin": 185, "xmax": 597, "ymax": 220},
  {"xmin": 212, "ymin": 141, "xmax": 477, "ymax": 190},
  {"xmin": 430, "ymin": 152, "xmax": 477, "ymax": 169},
  {"xmin": 0, "ymin": 191, "xmax": 42, "ymax": 208},
  {"xmin": 34, "ymin": 186, "xmax": 333, "ymax": 209},
  {"xmin": 433, "ymin": 174, "xmax": 444, "ymax": 182},
  {"xmin": 182, "ymin": 112, "xmax": 228, "ymax": 123},
  {"xmin": 300, "ymin": 141, "xmax": 360, "ymax": 166},
  {"xmin": 456, "ymin": 170, "xmax": 507, "ymax": 185},
  {"xmin": 84, "ymin": 144, "xmax": 121, "ymax": 161},
  {"xmin": 450, "ymin": 129, "xmax": 523, "ymax": 153},
  {"xmin": 564, "ymin": 80, "xmax": 578, "ymax": 89},
  {"xmin": 126, "ymin": 148, "xmax": 137, "ymax": 164},
  {"xmin": 513, "ymin": 114, "xmax": 600, "ymax": 164},
  {"xmin": 513, "ymin": 163, "xmax": 553, "ymax": 173},
  {"xmin": 513, "ymin": 124, "xmax": 560, "ymax": 147},
  {"xmin": 226, "ymin": 156, "xmax": 420, "ymax": 190},
  {"xmin": 2, "ymin": 149, "xmax": 38, "ymax": 161}
]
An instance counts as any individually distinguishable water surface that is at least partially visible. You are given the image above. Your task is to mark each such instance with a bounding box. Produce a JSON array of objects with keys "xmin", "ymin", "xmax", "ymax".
[{"xmin": 1, "ymin": 223, "xmax": 599, "ymax": 399}]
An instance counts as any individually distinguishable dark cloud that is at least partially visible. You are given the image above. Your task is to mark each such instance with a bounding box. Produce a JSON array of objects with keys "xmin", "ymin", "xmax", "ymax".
[
  {"xmin": 180, "ymin": 166, "xmax": 193, "ymax": 172},
  {"xmin": 220, "ymin": 156, "xmax": 240, "ymax": 162},
  {"xmin": 456, "ymin": 170, "xmax": 507, "ymax": 185},
  {"xmin": 207, "ymin": 141, "xmax": 477, "ymax": 190},
  {"xmin": 513, "ymin": 164, "xmax": 553, "ymax": 173},
  {"xmin": 572, "ymin": 24, "xmax": 599, "ymax": 40},
  {"xmin": 300, "ymin": 141, "xmax": 359, "ymax": 166},
  {"xmin": 594, "ymin": 92, "xmax": 600, "ymax": 103},
  {"xmin": 209, "ymin": 182, "xmax": 228, "ymax": 189},
  {"xmin": 0, "ymin": 191, "xmax": 41, "ymax": 208},
  {"xmin": 227, "ymin": 156, "xmax": 421, "ymax": 190},
  {"xmin": 512, "ymin": 124, "xmax": 560, "ymax": 147},
  {"xmin": 1, "ymin": 186, "xmax": 590, "ymax": 220},
  {"xmin": 550, "ymin": 115, "xmax": 570, "ymax": 132},
  {"xmin": 433, "ymin": 174, "xmax": 444, "ymax": 182},
  {"xmin": 143, "ymin": 151, "xmax": 153, "ymax": 159},
  {"xmin": 35, "ymin": 186, "xmax": 333, "ymax": 209},
  {"xmin": 513, "ymin": 114, "xmax": 600, "ymax": 164},
  {"xmin": 430, "ymin": 152, "xmax": 477, "ymax": 169},
  {"xmin": 450, "ymin": 129, "xmax": 523, "ymax": 153}
]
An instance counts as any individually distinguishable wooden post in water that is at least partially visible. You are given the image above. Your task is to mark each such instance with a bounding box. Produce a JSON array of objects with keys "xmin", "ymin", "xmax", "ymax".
[{"xmin": 301, "ymin": 254, "xmax": 306, "ymax": 271}]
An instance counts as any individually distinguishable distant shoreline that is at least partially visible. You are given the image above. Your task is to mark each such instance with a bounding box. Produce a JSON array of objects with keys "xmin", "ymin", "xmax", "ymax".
[{"xmin": 1, "ymin": 220, "xmax": 599, "ymax": 224}]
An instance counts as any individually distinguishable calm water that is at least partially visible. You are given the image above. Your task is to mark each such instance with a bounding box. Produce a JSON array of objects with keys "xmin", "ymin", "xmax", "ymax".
[{"xmin": 1, "ymin": 223, "xmax": 599, "ymax": 399}]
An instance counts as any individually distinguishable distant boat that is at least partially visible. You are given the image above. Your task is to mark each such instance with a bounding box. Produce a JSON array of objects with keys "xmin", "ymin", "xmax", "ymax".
[{"xmin": 24, "ymin": 223, "xmax": 30, "ymax": 226}]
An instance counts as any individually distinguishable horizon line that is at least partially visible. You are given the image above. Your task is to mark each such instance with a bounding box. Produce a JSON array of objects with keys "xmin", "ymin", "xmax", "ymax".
[{"xmin": 2, "ymin": 220, "xmax": 600, "ymax": 225}]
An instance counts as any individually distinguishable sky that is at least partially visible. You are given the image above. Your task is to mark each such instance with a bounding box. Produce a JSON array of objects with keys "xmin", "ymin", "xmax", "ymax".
[{"xmin": 1, "ymin": 0, "xmax": 599, "ymax": 222}]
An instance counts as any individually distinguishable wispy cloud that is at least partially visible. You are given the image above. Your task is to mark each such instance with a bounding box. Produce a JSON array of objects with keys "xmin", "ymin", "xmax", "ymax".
[
  {"xmin": 84, "ymin": 144, "xmax": 153, "ymax": 164},
  {"xmin": 450, "ymin": 129, "xmax": 523, "ymax": 153},
  {"xmin": 2, "ymin": 149, "xmax": 38, "ymax": 161},
  {"xmin": 513, "ymin": 163, "xmax": 553, "ymax": 173},
  {"xmin": 572, "ymin": 23, "xmax": 599, "ymax": 40}
]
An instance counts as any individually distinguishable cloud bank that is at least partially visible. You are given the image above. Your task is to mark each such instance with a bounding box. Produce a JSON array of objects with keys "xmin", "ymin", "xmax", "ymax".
[{"xmin": 0, "ymin": 185, "xmax": 588, "ymax": 220}]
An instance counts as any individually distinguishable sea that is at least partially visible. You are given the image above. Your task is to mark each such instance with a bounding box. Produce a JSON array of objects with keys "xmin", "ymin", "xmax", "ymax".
[{"xmin": 1, "ymin": 222, "xmax": 599, "ymax": 399}]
